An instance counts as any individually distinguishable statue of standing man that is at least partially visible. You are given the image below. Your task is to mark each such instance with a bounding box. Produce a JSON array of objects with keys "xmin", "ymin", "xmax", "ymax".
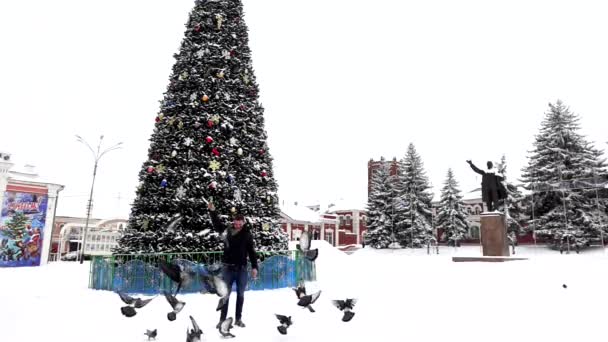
[{"xmin": 466, "ymin": 160, "xmax": 507, "ymax": 212}]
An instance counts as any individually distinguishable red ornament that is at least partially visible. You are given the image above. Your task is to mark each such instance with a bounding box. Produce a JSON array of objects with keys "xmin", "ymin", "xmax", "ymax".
[
  {"xmin": 239, "ymin": 104, "xmax": 246, "ymax": 111},
  {"xmin": 202, "ymin": 95, "xmax": 210, "ymax": 102},
  {"xmin": 209, "ymin": 181, "xmax": 217, "ymax": 190},
  {"xmin": 212, "ymin": 148, "xmax": 220, "ymax": 156},
  {"xmin": 230, "ymin": 50, "xmax": 236, "ymax": 57},
  {"xmin": 207, "ymin": 120, "xmax": 214, "ymax": 128},
  {"xmin": 155, "ymin": 116, "xmax": 160, "ymax": 122},
  {"xmin": 259, "ymin": 149, "xmax": 265, "ymax": 155},
  {"xmin": 194, "ymin": 23, "xmax": 201, "ymax": 32},
  {"xmin": 205, "ymin": 136, "xmax": 214, "ymax": 144},
  {"xmin": 146, "ymin": 166, "xmax": 154, "ymax": 173},
  {"xmin": 261, "ymin": 170, "xmax": 267, "ymax": 177}
]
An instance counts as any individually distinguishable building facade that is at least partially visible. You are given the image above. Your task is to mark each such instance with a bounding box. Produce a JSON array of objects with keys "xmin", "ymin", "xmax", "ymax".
[{"xmin": 0, "ymin": 153, "xmax": 64, "ymax": 267}]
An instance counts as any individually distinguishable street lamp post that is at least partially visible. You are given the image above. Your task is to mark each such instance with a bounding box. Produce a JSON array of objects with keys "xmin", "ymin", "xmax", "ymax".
[{"xmin": 76, "ymin": 135, "xmax": 122, "ymax": 264}]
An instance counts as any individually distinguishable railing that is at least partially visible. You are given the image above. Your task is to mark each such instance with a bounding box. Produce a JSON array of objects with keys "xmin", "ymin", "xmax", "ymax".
[{"xmin": 89, "ymin": 250, "xmax": 316, "ymax": 294}]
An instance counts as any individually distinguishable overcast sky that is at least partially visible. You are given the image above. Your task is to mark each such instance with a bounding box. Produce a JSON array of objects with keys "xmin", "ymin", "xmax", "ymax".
[{"xmin": 1, "ymin": 0, "xmax": 607, "ymax": 219}]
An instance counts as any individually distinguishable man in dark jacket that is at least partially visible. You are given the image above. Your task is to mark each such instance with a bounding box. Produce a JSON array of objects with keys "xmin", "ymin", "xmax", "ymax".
[
  {"xmin": 466, "ymin": 160, "xmax": 506, "ymax": 212},
  {"xmin": 208, "ymin": 201, "xmax": 258, "ymax": 328}
]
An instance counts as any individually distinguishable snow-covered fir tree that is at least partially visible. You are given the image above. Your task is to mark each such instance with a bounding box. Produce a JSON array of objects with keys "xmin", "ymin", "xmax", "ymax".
[
  {"xmin": 435, "ymin": 169, "xmax": 469, "ymax": 246},
  {"xmin": 395, "ymin": 143, "xmax": 434, "ymax": 247},
  {"xmin": 365, "ymin": 159, "xmax": 399, "ymax": 249},
  {"xmin": 496, "ymin": 155, "xmax": 526, "ymax": 235},
  {"xmin": 115, "ymin": 0, "xmax": 288, "ymax": 254},
  {"xmin": 520, "ymin": 100, "xmax": 608, "ymax": 249}
]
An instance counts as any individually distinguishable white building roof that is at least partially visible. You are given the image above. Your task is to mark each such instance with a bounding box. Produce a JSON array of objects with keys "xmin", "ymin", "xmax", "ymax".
[
  {"xmin": 280, "ymin": 203, "xmax": 321, "ymax": 223},
  {"xmin": 326, "ymin": 198, "xmax": 367, "ymax": 213}
]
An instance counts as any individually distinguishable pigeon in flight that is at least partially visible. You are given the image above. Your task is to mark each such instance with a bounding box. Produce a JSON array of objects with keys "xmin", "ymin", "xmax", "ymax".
[
  {"xmin": 296, "ymin": 286, "xmax": 321, "ymax": 313},
  {"xmin": 218, "ymin": 317, "xmax": 235, "ymax": 338},
  {"xmin": 186, "ymin": 315, "xmax": 203, "ymax": 342},
  {"xmin": 164, "ymin": 291, "xmax": 186, "ymax": 321},
  {"xmin": 296, "ymin": 231, "xmax": 319, "ymax": 261},
  {"xmin": 275, "ymin": 314, "xmax": 293, "ymax": 335},
  {"xmin": 144, "ymin": 329, "xmax": 157, "ymax": 340},
  {"xmin": 117, "ymin": 292, "xmax": 154, "ymax": 317},
  {"xmin": 201, "ymin": 273, "xmax": 230, "ymax": 311},
  {"xmin": 332, "ymin": 298, "xmax": 357, "ymax": 322},
  {"xmin": 158, "ymin": 259, "xmax": 197, "ymax": 295}
]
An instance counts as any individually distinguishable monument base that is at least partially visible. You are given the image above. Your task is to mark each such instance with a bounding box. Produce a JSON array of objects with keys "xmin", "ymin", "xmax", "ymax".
[{"xmin": 480, "ymin": 212, "xmax": 509, "ymax": 257}]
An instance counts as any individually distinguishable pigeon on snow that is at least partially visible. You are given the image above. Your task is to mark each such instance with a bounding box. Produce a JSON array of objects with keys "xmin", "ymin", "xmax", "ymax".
[
  {"xmin": 144, "ymin": 329, "xmax": 157, "ymax": 340},
  {"xmin": 163, "ymin": 291, "xmax": 186, "ymax": 321},
  {"xmin": 218, "ymin": 317, "xmax": 236, "ymax": 338},
  {"xmin": 296, "ymin": 231, "xmax": 319, "ymax": 261},
  {"xmin": 332, "ymin": 298, "xmax": 357, "ymax": 322},
  {"xmin": 275, "ymin": 314, "xmax": 293, "ymax": 335},
  {"xmin": 186, "ymin": 315, "xmax": 203, "ymax": 342},
  {"xmin": 158, "ymin": 259, "xmax": 198, "ymax": 295},
  {"xmin": 201, "ymin": 273, "xmax": 230, "ymax": 311},
  {"xmin": 296, "ymin": 284, "xmax": 321, "ymax": 313},
  {"xmin": 117, "ymin": 292, "xmax": 154, "ymax": 318}
]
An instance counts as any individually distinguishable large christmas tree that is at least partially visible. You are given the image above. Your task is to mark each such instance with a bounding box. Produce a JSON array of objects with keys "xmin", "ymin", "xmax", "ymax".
[
  {"xmin": 435, "ymin": 169, "xmax": 469, "ymax": 246},
  {"xmin": 520, "ymin": 100, "xmax": 608, "ymax": 249},
  {"xmin": 364, "ymin": 159, "xmax": 398, "ymax": 249},
  {"xmin": 115, "ymin": 0, "xmax": 288, "ymax": 254},
  {"xmin": 395, "ymin": 143, "xmax": 434, "ymax": 247}
]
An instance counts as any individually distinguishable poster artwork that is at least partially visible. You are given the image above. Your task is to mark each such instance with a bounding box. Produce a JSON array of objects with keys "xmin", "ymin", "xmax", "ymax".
[{"xmin": 0, "ymin": 191, "xmax": 48, "ymax": 267}]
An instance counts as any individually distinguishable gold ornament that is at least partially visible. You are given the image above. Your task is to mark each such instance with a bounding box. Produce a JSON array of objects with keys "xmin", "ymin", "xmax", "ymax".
[
  {"xmin": 237, "ymin": 148, "xmax": 243, "ymax": 155},
  {"xmin": 158, "ymin": 113, "xmax": 165, "ymax": 121},
  {"xmin": 211, "ymin": 114, "xmax": 220, "ymax": 124},
  {"xmin": 156, "ymin": 164, "xmax": 166, "ymax": 174},
  {"xmin": 168, "ymin": 117, "xmax": 176, "ymax": 126},
  {"xmin": 178, "ymin": 120, "xmax": 184, "ymax": 129},
  {"xmin": 262, "ymin": 223, "xmax": 270, "ymax": 231},
  {"xmin": 230, "ymin": 207, "xmax": 237, "ymax": 214},
  {"xmin": 217, "ymin": 71, "xmax": 225, "ymax": 79},
  {"xmin": 209, "ymin": 160, "xmax": 221, "ymax": 171},
  {"xmin": 178, "ymin": 71, "xmax": 188, "ymax": 81},
  {"xmin": 202, "ymin": 95, "xmax": 209, "ymax": 102},
  {"xmin": 243, "ymin": 74, "xmax": 250, "ymax": 84}
]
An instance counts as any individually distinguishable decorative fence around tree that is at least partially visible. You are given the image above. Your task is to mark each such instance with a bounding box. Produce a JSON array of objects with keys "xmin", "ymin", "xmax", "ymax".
[{"xmin": 88, "ymin": 250, "xmax": 316, "ymax": 294}]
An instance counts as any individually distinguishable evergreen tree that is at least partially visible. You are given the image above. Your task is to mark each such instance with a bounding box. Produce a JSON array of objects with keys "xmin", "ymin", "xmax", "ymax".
[
  {"xmin": 115, "ymin": 0, "xmax": 288, "ymax": 254},
  {"xmin": 395, "ymin": 143, "xmax": 434, "ymax": 247},
  {"xmin": 6, "ymin": 212, "xmax": 28, "ymax": 240},
  {"xmin": 520, "ymin": 100, "xmax": 608, "ymax": 249},
  {"xmin": 496, "ymin": 155, "xmax": 526, "ymax": 236},
  {"xmin": 436, "ymin": 169, "xmax": 469, "ymax": 246},
  {"xmin": 365, "ymin": 159, "xmax": 398, "ymax": 249}
]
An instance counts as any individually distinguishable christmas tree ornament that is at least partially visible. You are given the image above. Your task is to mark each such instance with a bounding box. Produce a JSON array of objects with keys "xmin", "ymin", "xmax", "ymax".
[
  {"xmin": 184, "ymin": 137, "xmax": 193, "ymax": 146},
  {"xmin": 227, "ymin": 174, "xmax": 234, "ymax": 184},
  {"xmin": 243, "ymin": 74, "xmax": 250, "ymax": 84},
  {"xmin": 202, "ymin": 94, "xmax": 209, "ymax": 102},
  {"xmin": 222, "ymin": 50, "xmax": 231, "ymax": 60},
  {"xmin": 237, "ymin": 148, "xmax": 243, "ymax": 155},
  {"xmin": 179, "ymin": 71, "xmax": 189, "ymax": 81},
  {"xmin": 209, "ymin": 160, "xmax": 221, "ymax": 171},
  {"xmin": 230, "ymin": 207, "xmax": 237, "ymax": 214},
  {"xmin": 184, "ymin": 177, "xmax": 192, "ymax": 184},
  {"xmin": 194, "ymin": 121, "xmax": 201, "ymax": 128},
  {"xmin": 205, "ymin": 136, "xmax": 214, "ymax": 144},
  {"xmin": 230, "ymin": 50, "xmax": 236, "ymax": 57},
  {"xmin": 229, "ymin": 137, "xmax": 237, "ymax": 146},
  {"xmin": 168, "ymin": 117, "xmax": 176, "ymax": 126},
  {"xmin": 142, "ymin": 219, "xmax": 149, "ymax": 230},
  {"xmin": 215, "ymin": 14, "xmax": 224, "ymax": 30},
  {"xmin": 259, "ymin": 149, "xmax": 265, "ymax": 155},
  {"xmin": 234, "ymin": 189, "xmax": 242, "ymax": 201},
  {"xmin": 161, "ymin": 179, "xmax": 168, "ymax": 188},
  {"xmin": 147, "ymin": 166, "xmax": 155, "ymax": 173},
  {"xmin": 194, "ymin": 23, "xmax": 201, "ymax": 32},
  {"xmin": 156, "ymin": 164, "xmax": 165, "ymax": 174},
  {"xmin": 217, "ymin": 70, "xmax": 225, "ymax": 79},
  {"xmin": 159, "ymin": 113, "xmax": 165, "ymax": 121},
  {"xmin": 262, "ymin": 223, "xmax": 270, "ymax": 231},
  {"xmin": 176, "ymin": 186, "xmax": 186, "ymax": 198},
  {"xmin": 212, "ymin": 148, "xmax": 220, "ymax": 156},
  {"xmin": 178, "ymin": 120, "xmax": 184, "ymax": 129},
  {"xmin": 171, "ymin": 150, "xmax": 177, "ymax": 157},
  {"xmin": 189, "ymin": 93, "xmax": 197, "ymax": 101},
  {"xmin": 196, "ymin": 49, "xmax": 205, "ymax": 58},
  {"xmin": 211, "ymin": 114, "xmax": 220, "ymax": 124},
  {"xmin": 155, "ymin": 116, "xmax": 161, "ymax": 123},
  {"xmin": 208, "ymin": 181, "xmax": 218, "ymax": 190},
  {"xmin": 261, "ymin": 170, "xmax": 267, "ymax": 177},
  {"xmin": 207, "ymin": 120, "xmax": 214, "ymax": 128}
]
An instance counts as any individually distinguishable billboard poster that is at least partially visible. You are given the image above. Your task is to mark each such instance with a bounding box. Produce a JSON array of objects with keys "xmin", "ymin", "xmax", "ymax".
[{"xmin": 0, "ymin": 191, "xmax": 48, "ymax": 267}]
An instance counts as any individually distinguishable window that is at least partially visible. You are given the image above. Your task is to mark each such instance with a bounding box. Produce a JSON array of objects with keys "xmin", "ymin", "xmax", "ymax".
[
  {"xmin": 346, "ymin": 216, "xmax": 352, "ymax": 225},
  {"xmin": 469, "ymin": 226, "xmax": 480, "ymax": 239},
  {"xmin": 324, "ymin": 231, "xmax": 334, "ymax": 246},
  {"xmin": 474, "ymin": 207, "xmax": 481, "ymax": 215}
]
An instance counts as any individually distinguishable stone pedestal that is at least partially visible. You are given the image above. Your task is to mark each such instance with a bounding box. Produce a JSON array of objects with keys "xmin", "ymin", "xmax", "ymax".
[{"xmin": 480, "ymin": 212, "xmax": 509, "ymax": 257}]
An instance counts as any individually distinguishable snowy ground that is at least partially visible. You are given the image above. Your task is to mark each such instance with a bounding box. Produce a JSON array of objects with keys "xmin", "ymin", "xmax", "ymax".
[{"xmin": 2, "ymin": 242, "xmax": 608, "ymax": 342}]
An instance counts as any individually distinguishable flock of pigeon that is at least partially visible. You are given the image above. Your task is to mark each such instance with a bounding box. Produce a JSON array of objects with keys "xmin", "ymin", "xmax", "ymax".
[{"xmin": 115, "ymin": 231, "xmax": 357, "ymax": 340}]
